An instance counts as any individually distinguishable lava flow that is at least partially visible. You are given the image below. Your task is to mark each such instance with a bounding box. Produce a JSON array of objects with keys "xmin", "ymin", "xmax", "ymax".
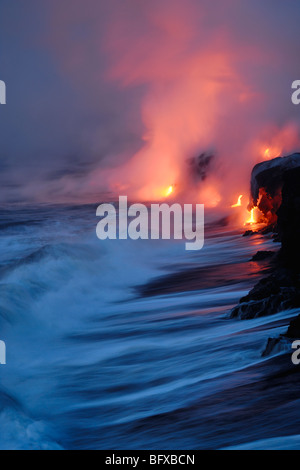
[
  {"xmin": 231, "ymin": 195, "xmax": 243, "ymax": 208},
  {"xmin": 245, "ymin": 208, "xmax": 256, "ymax": 225},
  {"xmin": 231, "ymin": 194, "xmax": 261, "ymax": 227},
  {"xmin": 263, "ymin": 147, "xmax": 282, "ymax": 161},
  {"xmin": 165, "ymin": 186, "xmax": 174, "ymax": 197}
]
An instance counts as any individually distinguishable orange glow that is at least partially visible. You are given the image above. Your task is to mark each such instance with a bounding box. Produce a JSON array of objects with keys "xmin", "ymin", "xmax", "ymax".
[
  {"xmin": 83, "ymin": 6, "xmax": 300, "ymax": 207},
  {"xmin": 245, "ymin": 208, "xmax": 256, "ymax": 225},
  {"xmin": 199, "ymin": 184, "xmax": 221, "ymax": 208},
  {"xmin": 165, "ymin": 185, "xmax": 174, "ymax": 197},
  {"xmin": 262, "ymin": 146, "xmax": 282, "ymax": 161},
  {"xmin": 231, "ymin": 195, "xmax": 243, "ymax": 208},
  {"xmin": 104, "ymin": 20, "xmax": 242, "ymax": 203}
]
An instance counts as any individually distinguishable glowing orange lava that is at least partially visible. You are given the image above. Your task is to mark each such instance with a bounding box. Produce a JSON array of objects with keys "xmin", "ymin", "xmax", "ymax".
[
  {"xmin": 231, "ymin": 195, "xmax": 243, "ymax": 208},
  {"xmin": 165, "ymin": 185, "xmax": 174, "ymax": 197},
  {"xmin": 262, "ymin": 146, "xmax": 282, "ymax": 160},
  {"xmin": 245, "ymin": 208, "xmax": 256, "ymax": 225}
]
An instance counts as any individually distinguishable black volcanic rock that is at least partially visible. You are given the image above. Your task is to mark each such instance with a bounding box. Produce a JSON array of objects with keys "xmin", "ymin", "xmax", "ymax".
[
  {"xmin": 231, "ymin": 285, "xmax": 300, "ymax": 320},
  {"xmin": 251, "ymin": 251, "xmax": 275, "ymax": 261},
  {"xmin": 232, "ymin": 153, "xmax": 300, "ymax": 322},
  {"xmin": 230, "ymin": 266, "xmax": 300, "ymax": 320},
  {"xmin": 251, "ymin": 153, "xmax": 300, "ymax": 207},
  {"xmin": 240, "ymin": 275, "xmax": 281, "ymax": 302},
  {"xmin": 240, "ymin": 271, "xmax": 295, "ymax": 303},
  {"xmin": 286, "ymin": 315, "xmax": 300, "ymax": 339},
  {"xmin": 231, "ymin": 151, "xmax": 300, "ymax": 358},
  {"xmin": 243, "ymin": 230, "xmax": 256, "ymax": 237},
  {"xmin": 277, "ymin": 167, "xmax": 300, "ymax": 269},
  {"xmin": 261, "ymin": 336, "xmax": 292, "ymax": 357},
  {"xmin": 250, "ymin": 153, "xmax": 300, "ymax": 226}
]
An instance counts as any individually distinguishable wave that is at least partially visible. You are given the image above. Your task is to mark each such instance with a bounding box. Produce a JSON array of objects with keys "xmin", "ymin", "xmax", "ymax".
[
  {"xmin": 0, "ymin": 206, "xmax": 298, "ymax": 449},
  {"xmin": 223, "ymin": 435, "xmax": 300, "ymax": 450}
]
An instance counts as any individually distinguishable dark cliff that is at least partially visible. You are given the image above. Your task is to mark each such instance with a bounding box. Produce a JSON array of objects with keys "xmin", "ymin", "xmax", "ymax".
[{"xmin": 232, "ymin": 153, "xmax": 300, "ymax": 334}]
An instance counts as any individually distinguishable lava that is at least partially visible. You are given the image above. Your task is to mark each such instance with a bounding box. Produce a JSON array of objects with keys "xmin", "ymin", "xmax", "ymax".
[
  {"xmin": 231, "ymin": 195, "xmax": 243, "ymax": 208},
  {"xmin": 165, "ymin": 186, "xmax": 174, "ymax": 197},
  {"xmin": 263, "ymin": 146, "xmax": 282, "ymax": 160},
  {"xmin": 245, "ymin": 208, "xmax": 256, "ymax": 225}
]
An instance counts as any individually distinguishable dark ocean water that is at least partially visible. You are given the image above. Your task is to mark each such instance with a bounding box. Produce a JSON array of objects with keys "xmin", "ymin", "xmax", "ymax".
[{"xmin": 0, "ymin": 205, "xmax": 299, "ymax": 450}]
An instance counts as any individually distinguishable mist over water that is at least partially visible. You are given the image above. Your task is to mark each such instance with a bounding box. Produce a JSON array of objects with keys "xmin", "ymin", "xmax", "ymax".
[
  {"xmin": 1, "ymin": 1, "xmax": 300, "ymax": 204},
  {"xmin": 0, "ymin": 205, "xmax": 299, "ymax": 450}
]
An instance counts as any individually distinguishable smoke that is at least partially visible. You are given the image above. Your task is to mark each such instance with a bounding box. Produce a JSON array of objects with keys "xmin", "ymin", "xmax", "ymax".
[
  {"xmin": 1, "ymin": 0, "xmax": 300, "ymax": 204},
  {"xmin": 99, "ymin": 0, "xmax": 300, "ymax": 205}
]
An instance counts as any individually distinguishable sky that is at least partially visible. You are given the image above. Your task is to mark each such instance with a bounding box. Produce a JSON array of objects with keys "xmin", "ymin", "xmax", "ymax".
[{"xmin": 0, "ymin": 0, "xmax": 300, "ymax": 204}]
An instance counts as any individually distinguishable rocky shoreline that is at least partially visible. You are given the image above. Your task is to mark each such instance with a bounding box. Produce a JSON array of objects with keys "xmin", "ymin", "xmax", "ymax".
[{"xmin": 231, "ymin": 153, "xmax": 300, "ymax": 356}]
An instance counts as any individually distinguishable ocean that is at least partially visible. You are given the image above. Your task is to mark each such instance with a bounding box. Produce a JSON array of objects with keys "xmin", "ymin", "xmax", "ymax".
[{"xmin": 0, "ymin": 204, "xmax": 299, "ymax": 450}]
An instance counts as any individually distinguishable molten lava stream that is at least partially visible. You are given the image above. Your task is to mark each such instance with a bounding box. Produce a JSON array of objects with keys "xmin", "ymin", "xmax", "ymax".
[
  {"xmin": 245, "ymin": 208, "xmax": 256, "ymax": 225},
  {"xmin": 231, "ymin": 195, "xmax": 243, "ymax": 208},
  {"xmin": 165, "ymin": 186, "xmax": 174, "ymax": 197}
]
